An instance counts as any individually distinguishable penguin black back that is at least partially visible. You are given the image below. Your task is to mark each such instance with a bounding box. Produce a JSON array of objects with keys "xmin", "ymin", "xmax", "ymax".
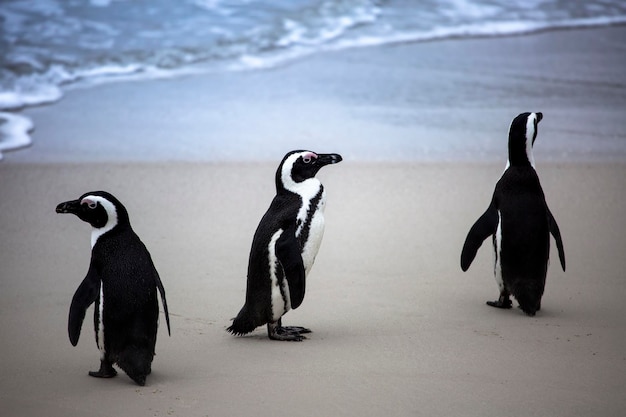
[
  {"xmin": 57, "ymin": 191, "xmax": 170, "ymax": 385},
  {"xmin": 460, "ymin": 113, "xmax": 565, "ymax": 316}
]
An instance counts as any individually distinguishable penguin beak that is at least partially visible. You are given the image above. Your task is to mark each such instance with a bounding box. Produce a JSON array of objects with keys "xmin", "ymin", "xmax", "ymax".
[
  {"xmin": 56, "ymin": 199, "xmax": 81, "ymax": 215},
  {"xmin": 316, "ymin": 153, "xmax": 343, "ymax": 166}
]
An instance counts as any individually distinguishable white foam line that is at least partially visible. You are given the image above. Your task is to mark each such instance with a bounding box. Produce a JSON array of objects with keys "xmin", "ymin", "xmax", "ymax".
[
  {"xmin": 329, "ymin": 16, "xmax": 626, "ymax": 52},
  {"xmin": 0, "ymin": 112, "xmax": 33, "ymax": 160}
]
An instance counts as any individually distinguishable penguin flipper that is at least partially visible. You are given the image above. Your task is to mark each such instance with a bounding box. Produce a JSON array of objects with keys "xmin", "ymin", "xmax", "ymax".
[
  {"xmin": 68, "ymin": 266, "xmax": 100, "ymax": 346},
  {"xmin": 547, "ymin": 208, "xmax": 566, "ymax": 271},
  {"xmin": 154, "ymin": 268, "xmax": 171, "ymax": 336},
  {"xmin": 461, "ymin": 202, "xmax": 499, "ymax": 271},
  {"xmin": 276, "ymin": 226, "xmax": 306, "ymax": 310}
]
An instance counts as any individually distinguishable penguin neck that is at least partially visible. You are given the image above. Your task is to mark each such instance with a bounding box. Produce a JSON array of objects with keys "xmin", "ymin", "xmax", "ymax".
[
  {"xmin": 90, "ymin": 214, "xmax": 119, "ymax": 249},
  {"xmin": 507, "ymin": 140, "xmax": 535, "ymax": 169},
  {"xmin": 281, "ymin": 177, "xmax": 321, "ymax": 196},
  {"xmin": 277, "ymin": 163, "xmax": 323, "ymax": 197}
]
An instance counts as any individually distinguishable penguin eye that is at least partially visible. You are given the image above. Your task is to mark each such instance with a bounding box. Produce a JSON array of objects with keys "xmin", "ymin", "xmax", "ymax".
[
  {"xmin": 81, "ymin": 198, "xmax": 98, "ymax": 209},
  {"xmin": 301, "ymin": 152, "xmax": 317, "ymax": 164}
]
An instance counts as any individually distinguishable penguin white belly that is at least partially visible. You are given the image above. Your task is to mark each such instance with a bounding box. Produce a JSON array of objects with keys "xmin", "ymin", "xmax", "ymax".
[
  {"xmin": 295, "ymin": 184, "xmax": 326, "ymax": 274},
  {"xmin": 494, "ymin": 211, "xmax": 504, "ymax": 292},
  {"xmin": 97, "ymin": 283, "xmax": 105, "ymax": 358},
  {"xmin": 268, "ymin": 230, "xmax": 290, "ymax": 320},
  {"xmin": 301, "ymin": 210, "xmax": 325, "ymax": 274}
]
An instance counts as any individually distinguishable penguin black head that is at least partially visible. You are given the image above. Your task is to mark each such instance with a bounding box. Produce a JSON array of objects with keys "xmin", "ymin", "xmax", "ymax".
[
  {"xmin": 276, "ymin": 150, "xmax": 342, "ymax": 191},
  {"xmin": 56, "ymin": 191, "xmax": 129, "ymax": 230},
  {"xmin": 508, "ymin": 112, "xmax": 543, "ymax": 167}
]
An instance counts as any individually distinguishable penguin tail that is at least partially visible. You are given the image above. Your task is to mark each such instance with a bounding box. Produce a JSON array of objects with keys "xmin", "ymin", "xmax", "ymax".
[
  {"xmin": 512, "ymin": 281, "xmax": 544, "ymax": 317},
  {"xmin": 117, "ymin": 345, "xmax": 153, "ymax": 386},
  {"xmin": 226, "ymin": 305, "xmax": 259, "ymax": 336}
]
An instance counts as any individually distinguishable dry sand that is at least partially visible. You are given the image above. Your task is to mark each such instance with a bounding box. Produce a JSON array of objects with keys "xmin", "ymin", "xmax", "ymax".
[{"xmin": 1, "ymin": 26, "xmax": 626, "ymax": 417}]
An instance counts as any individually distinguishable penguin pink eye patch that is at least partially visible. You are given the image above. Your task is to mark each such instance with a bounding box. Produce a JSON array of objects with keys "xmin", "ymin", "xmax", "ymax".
[
  {"xmin": 81, "ymin": 198, "xmax": 98, "ymax": 209},
  {"xmin": 302, "ymin": 152, "xmax": 318, "ymax": 164}
]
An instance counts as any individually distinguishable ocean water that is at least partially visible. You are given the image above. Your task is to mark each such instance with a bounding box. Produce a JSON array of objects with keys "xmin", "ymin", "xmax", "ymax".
[{"xmin": 1, "ymin": 0, "xmax": 625, "ymax": 160}]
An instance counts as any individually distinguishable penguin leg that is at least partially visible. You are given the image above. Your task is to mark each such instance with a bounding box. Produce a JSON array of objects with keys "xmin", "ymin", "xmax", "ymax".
[
  {"xmin": 88, "ymin": 359, "xmax": 117, "ymax": 378},
  {"xmin": 267, "ymin": 319, "xmax": 309, "ymax": 341},
  {"xmin": 486, "ymin": 290, "xmax": 513, "ymax": 309}
]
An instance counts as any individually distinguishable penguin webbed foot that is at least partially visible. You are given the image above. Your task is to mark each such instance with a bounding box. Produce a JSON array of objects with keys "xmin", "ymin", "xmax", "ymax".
[
  {"xmin": 267, "ymin": 322, "xmax": 311, "ymax": 341},
  {"xmin": 282, "ymin": 326, "xmax": 311, "ymax": 334},
  {"xmin": 486, "ymin": 295, "xmax": 513, "ymax": 309},
  {"xmin": 88, "ymin": 360, "xmax": 117, "ymax": 379},
  {"xmin": 269, "ymin": 328, "xmax": 307, "ymax": 341}
]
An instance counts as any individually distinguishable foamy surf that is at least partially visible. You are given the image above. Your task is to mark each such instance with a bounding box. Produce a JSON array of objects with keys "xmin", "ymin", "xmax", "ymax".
[
  {"xmin": 1, "ymin": 0, "xmax": 625, "ymax": 158},
  {"xmin": 0, "ymin": 112, "xmax": 33, "ymax": 160}
]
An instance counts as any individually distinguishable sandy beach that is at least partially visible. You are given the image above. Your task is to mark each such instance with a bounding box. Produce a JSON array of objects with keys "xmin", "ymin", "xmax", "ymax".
[{"xmin": 1, "ymin": 27, "xmax": 626, "ymax": 417}]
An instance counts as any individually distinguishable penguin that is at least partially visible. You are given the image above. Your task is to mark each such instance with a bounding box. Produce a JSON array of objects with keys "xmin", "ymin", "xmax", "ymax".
[
  {"xmin": 460, "ymin": 112, "xmax": 566, "ymax": 316},
  {"xmin": 227, "ymin": 150, "xmax": 342, "ymax": 341},
  {"xmin": 56, "ymin": 191, "xmax": 171, "ymax": 385}
]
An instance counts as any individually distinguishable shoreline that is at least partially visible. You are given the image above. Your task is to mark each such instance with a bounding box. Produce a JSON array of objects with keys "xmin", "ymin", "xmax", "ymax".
[
  {"xmin": 1, "ymin": 25, "xmax": 625, "ymax": 164},
  {"xmin": 1, "ymin": 21, "xmax": 625, "ymax": 160}
]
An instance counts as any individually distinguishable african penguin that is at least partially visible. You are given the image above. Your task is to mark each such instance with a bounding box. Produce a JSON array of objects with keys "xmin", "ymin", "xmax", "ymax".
[
  {"xmin": 460, "ymin": 112, "xmax": 566, "ymax": 316},
  {"xmin": 56, "ymin": 191, "xmax": 171, "ymax": 385},
  {"xmin": 227, "ymin": 150, "xmax": 342, "ymax": 341}
]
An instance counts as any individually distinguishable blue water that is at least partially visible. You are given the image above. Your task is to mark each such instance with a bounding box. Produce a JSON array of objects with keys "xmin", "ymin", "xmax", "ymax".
[{"xmin": 1, "ymin": 0, "xmax": 626, "ymax": 160}]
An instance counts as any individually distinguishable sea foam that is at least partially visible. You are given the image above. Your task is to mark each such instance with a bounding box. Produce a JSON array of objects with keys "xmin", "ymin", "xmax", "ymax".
[
  {"xmin": 1, "ymin": 0, "xmax": 625, "ymax": 159},
  {"xmin": 0, "ymin": 112, "xmax": 33, "ymax": 160}
]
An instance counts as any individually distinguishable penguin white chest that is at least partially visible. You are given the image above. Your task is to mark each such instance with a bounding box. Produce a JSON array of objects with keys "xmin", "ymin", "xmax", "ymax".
[
  {"xmin": 268, "ymin": 230, "xmax": 289, "ymax": 320},
  {"xmin": 300, "ymin": 199, "xmax": 325, "ymax": 274},
  {"xmin": 295, "ymin": 182, "xmax": 326, "ymax": 274},
  {"xmin": 267, "ymin": 183, "xmax": 326, "ymax": 322}
]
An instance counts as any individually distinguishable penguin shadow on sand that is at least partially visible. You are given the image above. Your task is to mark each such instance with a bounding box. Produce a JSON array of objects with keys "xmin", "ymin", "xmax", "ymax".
[
  {"xmin": 56, "ymin": 191, "xmax": 171, "ymax": 386},
  {"xmin": 460, "ymin": 112, "xmax": 566, "ymax": 317}
]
